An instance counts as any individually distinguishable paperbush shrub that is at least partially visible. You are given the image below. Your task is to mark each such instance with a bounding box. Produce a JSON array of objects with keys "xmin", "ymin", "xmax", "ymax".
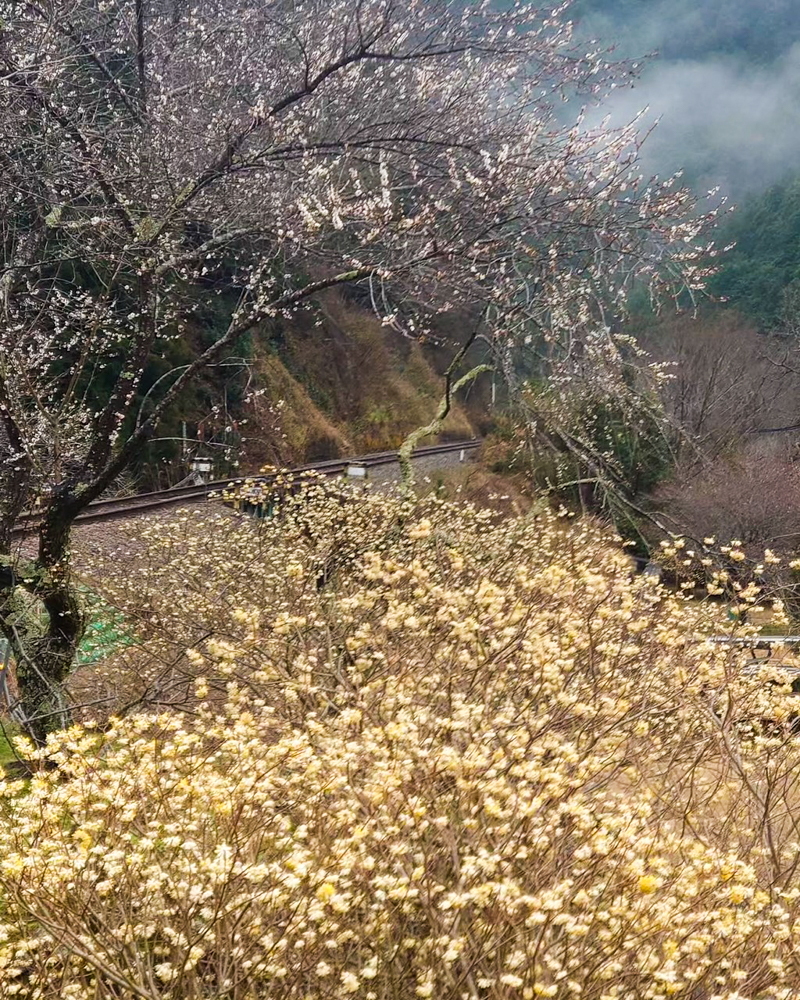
[{"xmin": 1, "ymin": 485, "xmax": 799, "ymax": 998}]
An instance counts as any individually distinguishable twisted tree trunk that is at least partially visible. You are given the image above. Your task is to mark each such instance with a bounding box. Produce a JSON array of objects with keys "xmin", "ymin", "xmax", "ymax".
[{"xmin": 0, "ymin": 495, "xmax": 85, "ymax": 745}]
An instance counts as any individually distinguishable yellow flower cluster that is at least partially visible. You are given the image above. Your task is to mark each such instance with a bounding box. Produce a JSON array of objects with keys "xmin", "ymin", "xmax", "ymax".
[{"xmin": 4, "ymin": 483, "xmax": 799, "ymax": 997}]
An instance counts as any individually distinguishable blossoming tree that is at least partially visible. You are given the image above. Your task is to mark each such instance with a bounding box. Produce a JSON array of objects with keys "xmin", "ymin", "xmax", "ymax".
[{"xmin": 0, "ymin": 0, "xmax": 711, "ymax": 740}]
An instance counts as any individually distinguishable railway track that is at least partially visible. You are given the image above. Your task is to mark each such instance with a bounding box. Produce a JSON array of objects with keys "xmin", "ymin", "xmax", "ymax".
[{"xmin": 12, "ymin": 439, "xmax": 480, "ymax": 537}]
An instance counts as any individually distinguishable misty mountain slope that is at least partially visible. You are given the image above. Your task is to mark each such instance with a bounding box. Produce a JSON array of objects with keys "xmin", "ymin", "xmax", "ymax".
[
  {"xmin": 573, "ymin": 0, "xmax": 800, "ymax": 196},
  {"xmin": 574, "ymin": 0, "xmax": 800, "ymax": 62}
]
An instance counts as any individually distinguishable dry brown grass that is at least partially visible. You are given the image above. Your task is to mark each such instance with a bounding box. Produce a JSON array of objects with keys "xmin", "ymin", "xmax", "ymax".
[
  {"xmin": 416, "ymin": 463, "xmax": 533, "ymax": 517},
  {"xmin": 240, "ymin": 293, "xmax": 477, "ymax": 465}
]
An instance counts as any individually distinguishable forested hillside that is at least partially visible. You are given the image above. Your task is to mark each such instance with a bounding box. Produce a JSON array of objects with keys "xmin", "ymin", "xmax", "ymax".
[{"xmin": 708, "ymin": 174, "xmax": 800, "ymax": 329}]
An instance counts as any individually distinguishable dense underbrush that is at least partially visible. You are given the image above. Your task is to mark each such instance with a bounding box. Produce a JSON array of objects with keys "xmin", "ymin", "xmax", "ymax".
[{"xmin": 1, "ymin": 485, "xmax": 799, "ymax": 998}]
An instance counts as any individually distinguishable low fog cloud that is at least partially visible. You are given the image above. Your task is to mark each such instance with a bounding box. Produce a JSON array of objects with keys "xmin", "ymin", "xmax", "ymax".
[{"xmin": 574, "ymin": 0, "xmax": 800, "ymax": 197}]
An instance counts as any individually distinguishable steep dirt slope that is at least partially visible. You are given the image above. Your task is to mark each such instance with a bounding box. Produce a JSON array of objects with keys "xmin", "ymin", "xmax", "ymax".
[{"xmin": 239, "ymin": 293, "xmax": 482, "ymax": 470}]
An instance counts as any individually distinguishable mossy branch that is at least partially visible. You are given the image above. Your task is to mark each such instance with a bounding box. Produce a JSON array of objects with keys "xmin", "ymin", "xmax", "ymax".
[{"xmin": 398, "ymin": 363, "xmax": 492, "ymax": 492}]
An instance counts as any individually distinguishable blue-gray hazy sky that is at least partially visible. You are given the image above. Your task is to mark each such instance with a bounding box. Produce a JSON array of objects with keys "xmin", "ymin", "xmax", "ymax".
[{"xmin": 572, "ymin": 0, "xmax": 800, "ymax": 197}]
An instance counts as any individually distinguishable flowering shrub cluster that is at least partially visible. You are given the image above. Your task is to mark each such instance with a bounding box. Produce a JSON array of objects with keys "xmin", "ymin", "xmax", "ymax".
[{"xmin": 2, "ymin": 484, "xmax": 800, "ymax": 997}]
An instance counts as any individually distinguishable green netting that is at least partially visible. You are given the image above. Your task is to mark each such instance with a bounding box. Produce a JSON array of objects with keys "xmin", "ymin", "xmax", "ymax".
[{"xmin": 75, "ymin": 588, "xmax": 137, "ymax": 667}]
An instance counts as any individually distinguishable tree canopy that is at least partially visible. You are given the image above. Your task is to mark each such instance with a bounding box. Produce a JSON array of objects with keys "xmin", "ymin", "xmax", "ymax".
[{"xmin": 0, "ymin": 0, "xmax": 713, "ymax": 741}]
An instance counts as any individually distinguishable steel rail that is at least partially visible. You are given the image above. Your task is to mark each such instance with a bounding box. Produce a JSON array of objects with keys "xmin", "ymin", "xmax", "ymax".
[{"xmin": 11, "ymin": 439, "xmax": 479, "ymax": 536}]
